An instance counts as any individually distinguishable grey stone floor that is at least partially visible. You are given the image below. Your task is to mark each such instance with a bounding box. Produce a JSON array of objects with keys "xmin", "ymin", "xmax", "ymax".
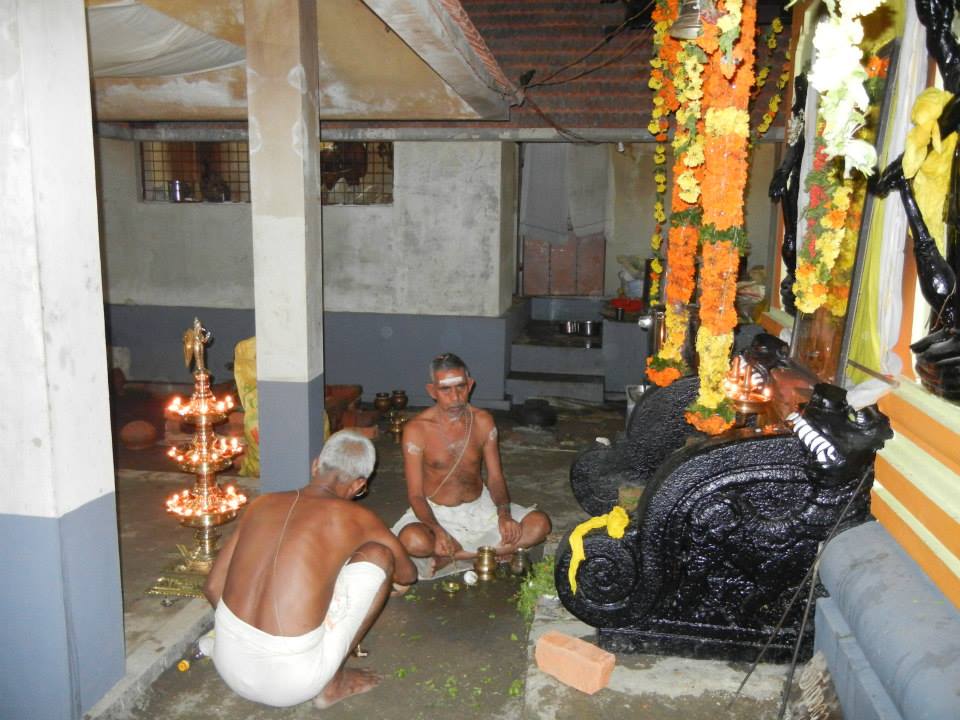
[{"xmin": 88, "ymin": 400, "xmax": 807, "ymax": 720}]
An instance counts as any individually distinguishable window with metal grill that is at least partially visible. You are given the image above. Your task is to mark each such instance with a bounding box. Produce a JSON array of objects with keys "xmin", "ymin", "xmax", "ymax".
[
  {"xmin": 320, "ymin": 141, "xmax": 393, "ymax": 205},
  {"xmin": 140, "ymin": 140, "xmax": 393, "ymax": 205},
  {"xmin": 140, "ymin": 140, "xmax": 250, "ymax": 203}
]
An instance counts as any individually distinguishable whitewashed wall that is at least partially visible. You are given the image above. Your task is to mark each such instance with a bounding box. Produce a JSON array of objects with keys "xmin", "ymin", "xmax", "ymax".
[
  {"xmin": 98, "ymin": 137, "xmax": 255, "ymax": 308},
  {"xmin": 98, "ymin": 139, "xmax": 514, "ymax": 317},
  {"xmin": 322, "ymin": 141, "xmax": 513, "ymax": 316},
  {"xmin": 607, "ymin": 143, "xmax": 657, "ymax": 296}
]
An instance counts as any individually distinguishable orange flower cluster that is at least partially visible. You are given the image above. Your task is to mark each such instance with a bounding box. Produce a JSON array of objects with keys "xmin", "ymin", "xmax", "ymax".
[
  {"xmin": 646, "ymin": 360, "xmax": 682, "ymax": 387},
  {"xmin": 700, "ymin": 2, "xmax": 755, "ymax": 231},
  {"xmin": 701, "ymin": 132, "xmax": 750, "ymax": 229},
  {"xmin": 698, "ymin": 240, "xmax": 740, "ymax": 334},
  {"xmin": 665, "ymin": 225, "xmax": 698, "ymax": 305},
  {"xmin": 684, "ymin": 410, "xmax": 735, "ymax": 435},
  {"xmin": 865, "ymin": 55, "xmax": 890, "ymax": 79}
]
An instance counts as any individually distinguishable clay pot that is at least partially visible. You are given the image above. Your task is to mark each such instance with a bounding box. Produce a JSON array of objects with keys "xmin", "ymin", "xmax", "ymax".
[{"xmin": 119, "ymin": 420, "xmax": 158, "ymax": 450}]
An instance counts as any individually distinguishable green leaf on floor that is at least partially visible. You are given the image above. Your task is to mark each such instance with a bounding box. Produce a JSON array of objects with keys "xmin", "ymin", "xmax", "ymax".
[
  {"xmin": 513, "ymin": 554, "xmax": 556, "ymax": 622},
  {"xmin": 508, "ymin": 678, "xmax": 524, "ymax": 697}
]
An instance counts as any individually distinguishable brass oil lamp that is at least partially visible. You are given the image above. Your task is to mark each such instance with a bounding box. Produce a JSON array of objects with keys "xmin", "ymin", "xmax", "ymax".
[
  {"xmin": 387, "ymin": 389, "xmax": 408, "ymax": 442},
  {"xmin": 723, "ymin": 355, "xmax": 775, "ymax": 428},
  {"xmin": 148, "ymin": 318, "xmax": 247, "ymax": 598}
]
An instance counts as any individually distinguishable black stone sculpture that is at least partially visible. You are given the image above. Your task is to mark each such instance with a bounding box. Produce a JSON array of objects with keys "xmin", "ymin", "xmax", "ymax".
[
  {"xmin": 555, "ymin": 383, "xmax": 892, "ymax": 662},
  {"xmin": 570, "ymin": 375, "xmax": 702, "ymax": 516},
  {"xmin": 769, "ymin": 74, "xmax": 809, "ymax": 316},
  {"xmin": 570, "ymin": 333, "xmax": 791, "ymax": 516},
  {"xmin": 871, "ymin": 0, "xmax": 960, "ymax": 399}
]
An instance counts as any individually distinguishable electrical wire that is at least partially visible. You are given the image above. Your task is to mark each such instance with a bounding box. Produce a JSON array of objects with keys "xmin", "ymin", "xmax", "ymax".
[
  {"xmin": 523, "ymin": 1, "xmax": 655, "ymax": 89},
  {"xmin": 524, "ymin": 95, "xmax": 599, "ymax": 144},
  {"xmin": 728, "ymin": 467, "xmax": 873, "ymax": 709},
  {"xmin": 777, "ymin": 554, "xmax": 822, "ymax": 720},
  {"xmin": 527, "ymin": 28, "xmax": 652, "ymax": 88}
]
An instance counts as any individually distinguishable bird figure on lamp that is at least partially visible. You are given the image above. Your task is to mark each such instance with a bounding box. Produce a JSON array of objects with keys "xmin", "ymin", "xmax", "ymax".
[{"xmin": 183, "ymin": 317, "xmax": 211, "ymax": 373}]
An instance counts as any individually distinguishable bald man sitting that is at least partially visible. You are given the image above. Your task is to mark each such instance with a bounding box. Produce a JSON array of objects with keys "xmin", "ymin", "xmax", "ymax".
[{"xmin": 203, "ymin": 430, "xmax": 417, "ymax": 709}]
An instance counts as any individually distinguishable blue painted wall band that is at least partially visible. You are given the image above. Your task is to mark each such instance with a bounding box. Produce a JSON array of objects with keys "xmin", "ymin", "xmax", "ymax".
[
  {"xmin": 258, "ymin": 373, "xmax": 326, "ymax": 494},
  {"xmin": 103, "ymin": 304, "xmax": 530, "ymax": 408},
  {"xmin": 0, "ymin": 493, "xmax": 124, "ymax": 719}
]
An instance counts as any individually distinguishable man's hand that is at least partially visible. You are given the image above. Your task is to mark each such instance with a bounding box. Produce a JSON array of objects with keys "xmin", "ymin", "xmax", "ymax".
[
  {"xmin": 432, "ymin": 525, "xmax": 462, "ymax": 558},
  {"xmin": 498, "ymin": 514, "xmax": 522, "ymax": 548}
]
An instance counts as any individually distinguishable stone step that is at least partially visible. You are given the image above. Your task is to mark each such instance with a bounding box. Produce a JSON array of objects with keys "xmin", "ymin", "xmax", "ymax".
[
  {"xmin": 510, "ymin": 343, "xmax": 604, "ymax": 375},
  {"xmin": 506, "ymin": 371, "xmax": 605, "ymax": 405}
]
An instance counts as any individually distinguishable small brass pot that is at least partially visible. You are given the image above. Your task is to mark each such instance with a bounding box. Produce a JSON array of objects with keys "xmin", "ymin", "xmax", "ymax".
[{"xmin": 474, "ymin": 546, "xmax": 497, "ymax": 581}]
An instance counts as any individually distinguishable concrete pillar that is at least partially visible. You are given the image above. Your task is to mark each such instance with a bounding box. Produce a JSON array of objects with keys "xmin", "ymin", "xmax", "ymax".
[
  {"xmin": 245, "ymin": 0, "xmax": 325, "ymax": 491},
  {"xmin": 0, "ymin": 2, "xmax": 124, "ymax": 718}
]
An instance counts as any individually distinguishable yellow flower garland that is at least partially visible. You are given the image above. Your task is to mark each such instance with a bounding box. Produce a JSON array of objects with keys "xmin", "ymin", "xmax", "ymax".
[{"xmin": 567, "ymin": 506, "xmax": 630, "ymax": 594}]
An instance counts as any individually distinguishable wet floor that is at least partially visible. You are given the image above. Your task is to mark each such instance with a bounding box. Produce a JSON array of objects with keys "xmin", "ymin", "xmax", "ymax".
[{"xmin": 105, "ymin": 388, "xmax": 832, "ymax": 719}]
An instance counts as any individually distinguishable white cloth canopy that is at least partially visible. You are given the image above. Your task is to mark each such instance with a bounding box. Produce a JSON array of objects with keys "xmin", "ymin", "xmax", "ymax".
[{"xmin": 87, "ymin": 1, "xmax": 245, "ymax": 78}]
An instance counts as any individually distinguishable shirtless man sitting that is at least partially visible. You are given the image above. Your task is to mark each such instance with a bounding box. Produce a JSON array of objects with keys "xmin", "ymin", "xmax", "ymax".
[
  {"xmin": 392, "ymin": 353, "xmax": 552, "ymax": 579},
  {"xmin": 203, "ymin": 429, "xmax": 417, "ymax": 709}
]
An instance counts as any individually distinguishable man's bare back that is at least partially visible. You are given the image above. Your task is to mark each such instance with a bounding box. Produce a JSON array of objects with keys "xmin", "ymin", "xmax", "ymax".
[
  {"xmin": 203, "ymin": 430, "xmax": 416, "ymax": 709},
  {"xmin": 213, "ymin": 490, "xmax": 408, "ymax": 636}
]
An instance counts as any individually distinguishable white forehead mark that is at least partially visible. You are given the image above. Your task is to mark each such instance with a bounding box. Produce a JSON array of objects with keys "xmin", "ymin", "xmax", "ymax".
[
  {"xmin": 437, "ymin": 375, "xmax": 466, "ymax": 387},
  {"xmin": 404, "ymin": 442, "xmax": 423, "ymax": 456},
  {"xmin": 488, "ymin": 427, "xmax": 498, "ymax": 442}
]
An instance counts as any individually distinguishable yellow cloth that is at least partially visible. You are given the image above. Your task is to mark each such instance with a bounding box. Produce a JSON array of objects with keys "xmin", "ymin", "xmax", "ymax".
[
  {"xmin": 903, "ymin": 88, "xmax": 955, "ymax": 256},
  {"xmin": 233, "ymin": 337, "xmax": 260, "ymax": 477},
  {"xmin": 567, "ymin": 506, "xmax": 630, "ymax": 594}
]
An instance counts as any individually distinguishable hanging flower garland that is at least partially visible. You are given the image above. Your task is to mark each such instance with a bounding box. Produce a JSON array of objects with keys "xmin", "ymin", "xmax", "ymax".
[
  {"xmin": 795, "ymin": 46, "xmax": 890, "ymax": 315},
  {"xmin": 646, "ymin": 37, "xmax": 707, "ymax": 387},
  {"xmin": 647, "ymin": 0, "xmax": 682, "ymax": 306},
  {"xmin": 752, "ymin": 18, "xmax": 789, "ymax": 137},
  {"xmin": 825, "ymin": 53, "xmax": 890, "ymax": 316},
  {"xmin": 684, "ymin": 0, "xmax": 756, "ymax": 435},
  {"xmin": 795, "ymin": 128, "xmax": 850, "ymax": 314},
  {"xmin": 807, "ymin": 0, "xmax": 886, "ymax": 177}
]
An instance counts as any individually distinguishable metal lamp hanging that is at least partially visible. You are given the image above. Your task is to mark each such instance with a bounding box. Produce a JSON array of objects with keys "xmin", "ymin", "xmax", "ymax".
[{"xmin": 670, "ymin": 0, "xmax": 703, "ymax": 39}]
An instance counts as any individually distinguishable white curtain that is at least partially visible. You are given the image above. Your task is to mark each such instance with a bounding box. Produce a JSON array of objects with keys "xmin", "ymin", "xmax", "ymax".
[{"xmin": 847, "ymin": 0, "xmax": 927, "ymax": 408}]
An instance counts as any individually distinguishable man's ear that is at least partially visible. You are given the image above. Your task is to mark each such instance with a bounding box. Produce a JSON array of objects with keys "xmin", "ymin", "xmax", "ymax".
[
  {"xmin": 467, "ymin": 377, "xmax": 476, "ymax": 393},
  {"xmin": 348, "ymin": 477, "xmax": 368, "ymax": 500},
  {"xmin": 426, "ymin": 382, "xmax": 438, "ymax": 401}
]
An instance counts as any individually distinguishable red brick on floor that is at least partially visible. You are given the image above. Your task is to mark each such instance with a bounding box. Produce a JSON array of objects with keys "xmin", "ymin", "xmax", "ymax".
[
  {"xmin": 549, "ymin": 235, "xmax": 577, "ymax": 294},
  {"xmin": 535, "ymin": 630, "xmax": 615, "ymax": 695},
  {"xmin": 523, "ymin": 236, "xmax": 551, "ymax": 295},
  {"xmin": 576, "ymin": 232, "xmax": 605, "ymax": 295}
]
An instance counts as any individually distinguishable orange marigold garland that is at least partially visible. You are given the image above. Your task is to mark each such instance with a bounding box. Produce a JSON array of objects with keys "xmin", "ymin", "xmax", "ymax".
[
  {"xmin": 647, "ymin": 0, "xmax": 682, "ymax": 306},
  {"xmin": 646, "ymin": 34, "xmax": 707, "ymax": 387},
  {"xmin": 685, "ymin": 0, "xmax": 756, "ymax": 435}
]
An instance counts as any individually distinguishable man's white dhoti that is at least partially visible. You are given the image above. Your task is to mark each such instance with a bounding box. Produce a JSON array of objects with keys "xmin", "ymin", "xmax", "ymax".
[
  {"xmin": 211, "ymin": 561, "xmax": 385, "ymax": 707},
  {"xmin": 391, "ymin": 486, "xmax": 533, "ymax": 579}
]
